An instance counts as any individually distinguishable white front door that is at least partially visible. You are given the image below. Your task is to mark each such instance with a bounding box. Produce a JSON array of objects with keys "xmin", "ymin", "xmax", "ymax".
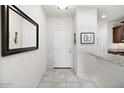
[{"xmin": 54, "ymin": 31, "xmax": 72, "ymax": 68}]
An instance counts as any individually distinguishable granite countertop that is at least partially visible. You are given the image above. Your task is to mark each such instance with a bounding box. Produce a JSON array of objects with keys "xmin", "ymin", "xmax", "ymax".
[
  {"xmin": 108, "ymin": 49, "xmax": 124, "ymax": 55},
  {"xmin": 86, "ymin": 52, "xmax": 124, "ymax": 68}
]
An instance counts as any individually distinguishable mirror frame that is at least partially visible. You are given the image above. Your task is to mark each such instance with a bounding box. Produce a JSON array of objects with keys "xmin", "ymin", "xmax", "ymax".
[{"xmin": 1, "ymin": 5, "xmax": 39, "ymax": 56}]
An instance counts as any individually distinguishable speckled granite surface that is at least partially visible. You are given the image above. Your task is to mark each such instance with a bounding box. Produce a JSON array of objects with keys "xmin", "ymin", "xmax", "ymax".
[{"xmin": 86, "ymin": 52, "xmax": 124, "ymax": 68}]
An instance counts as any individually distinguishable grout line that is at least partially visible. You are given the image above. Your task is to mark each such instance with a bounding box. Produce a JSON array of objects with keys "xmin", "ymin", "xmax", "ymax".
[
  {"xmin": 36, "ymin": 71, "xmax": 46, "ymax": 88},
  {"xmin": 70, "ymin": 69, "xmax": 83, "ymax": 88},
  {"xmin": 93, "ymin": 82, "xmax": 98, "ymax": 88},
  {"xmin": 90, "ymin": 78, "xmax": 98, "ymax": 88},
  {"xmin": 37, "ymin": 68, "xmax": 55, "ymax": 88},
  {"xmin": 52, "ymin": 68, "xmax": 67, "ymax": 88},
  {"xmin": 36, "ymin": 79, "xmax": 42, "ymax": 88},
  {"xmin": 66, "ymin": 69, "xmax": 82, "ymax": 88},
  {"xmin": 65, "ymin": 69, "xmax": 67, "ymax": 88},
  {"xmin": 51, "ymin": 68, "xmax": 55, "ymax": 88},
  {"xmin": 76, "ymin": 74, "xmax": 83, "ymax": 88}
]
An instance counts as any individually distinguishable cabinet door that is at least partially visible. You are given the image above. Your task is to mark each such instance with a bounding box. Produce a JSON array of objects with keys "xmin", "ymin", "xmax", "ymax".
[{"xmin": 113, "ymin": 26, "xmax": 122, "ymax": 43}]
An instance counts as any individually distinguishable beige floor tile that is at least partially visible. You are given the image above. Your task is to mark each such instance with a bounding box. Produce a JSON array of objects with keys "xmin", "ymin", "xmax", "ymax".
[
  {"xmin": 52, "ymin": 81, "xmax": 66, "ymax": 88},
  {"xmin": 66, "ymin": 82, "xmax": 82, "ymax": 88},
  {"xmin": 38, "ymin": 82, "xmax": 52, "ymax": 88},
  {"xmin": 78, "ymin": 77, "xmax": 91, "ymax": 82},
  {"xmin": 81, "ymin": 82, "xmax": 97, "ymax": 88},
  {"xmin": 53, "ymin": 75, "xmax": 65, "ymax": 81},
  {"xmin": 41, "ymin": 75, "xmax": 54, "ymax": 82},
  {"xmin": 66, "ymin": 76, "xmax": 79, "ymax": 82}
]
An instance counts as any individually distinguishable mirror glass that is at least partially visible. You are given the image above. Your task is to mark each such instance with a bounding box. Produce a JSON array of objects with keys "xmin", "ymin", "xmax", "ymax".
[{"xmin": 9, "ymin": 7, "xmax": 37, "ymax": 49}]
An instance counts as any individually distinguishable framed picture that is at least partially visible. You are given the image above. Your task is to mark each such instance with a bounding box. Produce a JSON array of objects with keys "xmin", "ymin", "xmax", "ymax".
[
  {"xmin": 74, "ymin": 33, "xmax": 76, "ymax": 45},
  {"xmin": 80, "ymin": 32, "xmax": 95, "ymax": 44}
]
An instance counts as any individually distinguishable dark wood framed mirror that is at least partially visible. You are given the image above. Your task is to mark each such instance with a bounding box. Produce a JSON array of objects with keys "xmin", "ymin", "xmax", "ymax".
[{"xmin": 1, "ymin": 5, "xmax": 39, "ymax": 56}]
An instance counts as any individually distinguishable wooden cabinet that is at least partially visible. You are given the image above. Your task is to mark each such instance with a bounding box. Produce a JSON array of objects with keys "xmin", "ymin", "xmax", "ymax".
[{"xmin": 113, "ymin": 26, "xmax": 123, "ymax": 43}]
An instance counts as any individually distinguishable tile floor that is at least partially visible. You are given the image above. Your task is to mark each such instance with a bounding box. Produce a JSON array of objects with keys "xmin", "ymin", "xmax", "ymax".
[{"xmin": 37, "ymin": 69, "xmax": 98, "ymax": 88}]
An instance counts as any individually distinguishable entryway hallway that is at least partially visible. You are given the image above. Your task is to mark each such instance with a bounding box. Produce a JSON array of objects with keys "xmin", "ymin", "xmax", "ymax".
[{"xmin": 37, "ymin": 69, "xmax": 97, "ymax": 88}]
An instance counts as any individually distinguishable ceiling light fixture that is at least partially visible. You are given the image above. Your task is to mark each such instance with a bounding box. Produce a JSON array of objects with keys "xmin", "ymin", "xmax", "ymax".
[
  {"xmin": 101, "ymin": 14, "xmax": 107, "ymax": 18},
  {"xmin": 57, "ymin": 5, "xmax": 69, "ymax": 10}
]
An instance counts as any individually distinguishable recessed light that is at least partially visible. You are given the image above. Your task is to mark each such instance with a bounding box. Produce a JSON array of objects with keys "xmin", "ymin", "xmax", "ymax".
[{"xmin": 101, "ymin": 14, "xmax": 107, "ymax": 18}]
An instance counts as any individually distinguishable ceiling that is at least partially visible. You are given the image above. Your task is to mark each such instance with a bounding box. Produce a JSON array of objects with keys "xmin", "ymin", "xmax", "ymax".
[
  {"xmin": 42, "ymin": 5, "xmax": 124, "ymax": 22},
  {"xmin": 42, "ymin": 5, "xmax": 76, "ymax": 17}
]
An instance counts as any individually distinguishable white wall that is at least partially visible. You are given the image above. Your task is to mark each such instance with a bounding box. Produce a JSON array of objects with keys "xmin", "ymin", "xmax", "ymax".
[
  {"xmin": 73, "ymin": 13, "xmax": 78, "ymax": 74},
  {"xmin": 96, "ymin": 22, "xmax": 109, "ymax": 58},
  {"xmin": 98, "ymin": 22, "xmax": 108, "ymax": 50},
  {"xmin": 74, "ymin": 8, "xmax": 98, "ymax": 76},
  {"xmin": 76, "ymin": 9, "xmax": 98, "ymax": 53},
  {"xmin": 0, "ymin": 5, "xmax": 47, "ymax": 88},
  {"xmin": 47, "ymin": 17, "xmax": 73, "ymax": 68}
]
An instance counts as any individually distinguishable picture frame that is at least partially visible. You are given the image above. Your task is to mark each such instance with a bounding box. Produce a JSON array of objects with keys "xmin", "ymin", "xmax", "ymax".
[
  {"xmin": 80, "ymin": 32, "xmax": 95, "ymax": 44},
  {"xmin": 74, "ymin": 33, "xmax": 76, "ymax": 45}
]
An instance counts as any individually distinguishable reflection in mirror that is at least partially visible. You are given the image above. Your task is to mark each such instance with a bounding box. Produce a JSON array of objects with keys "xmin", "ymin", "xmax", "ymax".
[
  {"xmin": 9, "ymin": 7, "xmax": 36, "ymax": 49},
  {"xmin": 2, "ymin": 5, "xmax": 38, "ymax": 56}
]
